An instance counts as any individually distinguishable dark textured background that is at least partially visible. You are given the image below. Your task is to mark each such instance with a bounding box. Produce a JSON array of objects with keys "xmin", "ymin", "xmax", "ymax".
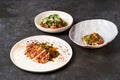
[{"xmin": 0, "ymin": 0, "xmax": 120, "ymax": 80}]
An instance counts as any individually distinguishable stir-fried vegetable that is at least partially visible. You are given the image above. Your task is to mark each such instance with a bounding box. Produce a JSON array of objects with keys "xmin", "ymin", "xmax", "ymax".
[
  {"xmin": 82, "ymin": 32, "xmax": 104, "ymax": 46},
  {"xmin": 40, "ymin": 14, "xmax": 68, "ymax": 29},
  {"xmin": 25, "ymin": 42, "xmax": 60, "ymax": 63}
]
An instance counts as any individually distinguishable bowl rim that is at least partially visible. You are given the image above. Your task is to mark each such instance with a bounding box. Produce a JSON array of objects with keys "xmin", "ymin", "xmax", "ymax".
[
  {"xmin": 69, "ymin": 19, "xmax": 119, "ymax": 48},
  {"xmin": 34, "ymin": 10, "xmax": 73, "ymax": 33}
]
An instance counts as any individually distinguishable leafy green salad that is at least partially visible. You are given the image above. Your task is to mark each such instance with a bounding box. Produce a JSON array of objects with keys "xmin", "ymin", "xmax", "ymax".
[{"xmin": 40, "ymin": 14, "xmax": 68, "ymax": 29}]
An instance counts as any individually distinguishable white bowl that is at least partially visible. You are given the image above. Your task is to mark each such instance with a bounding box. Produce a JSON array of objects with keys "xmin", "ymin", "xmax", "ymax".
[
  {"xmin": 34, "ymin": 10, "xmax": 73, "ymax": 33},
  {"xmin": 69, "ymin": 19, "xmax": 118, "ymax": 48}
]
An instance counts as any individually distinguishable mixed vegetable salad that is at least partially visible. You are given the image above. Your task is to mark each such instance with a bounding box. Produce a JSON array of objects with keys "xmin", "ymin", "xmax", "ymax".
[
  {"xmin": 40, "ymin": 14, "xmax": 68, "ymax": 29},
  {"xmin": 82, "ymin": 32, "xmax": 104, "ymax": 46}
]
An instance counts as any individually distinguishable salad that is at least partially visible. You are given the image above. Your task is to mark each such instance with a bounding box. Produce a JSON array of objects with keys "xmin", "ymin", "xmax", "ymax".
[
  {"xmin": 25, "ymin": 42, "xmax": 60, "ymax": 63},
  {"xmin": 40, "ymin": 14, "xmax": 68, "ymax": 29},
  {"xmin": 82, "ymin": 32, "xmax": 104, "ymax": 46}
]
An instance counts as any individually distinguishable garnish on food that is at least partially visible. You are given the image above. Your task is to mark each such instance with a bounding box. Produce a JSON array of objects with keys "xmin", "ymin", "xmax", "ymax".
[
  {"xmin": 40, "ymin": 14, "xmax": 68, "ymax": 29},
  {"xmin": 25, "ymin": 42, "xmax": 60, "ymax": 63},
  {"xmin": 82, "ymin": 32, "xmax": 104, "ymax": 46}
]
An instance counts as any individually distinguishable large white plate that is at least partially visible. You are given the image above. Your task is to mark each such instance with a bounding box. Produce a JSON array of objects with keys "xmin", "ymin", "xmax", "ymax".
[{"xmin": 10, "ymin": 35, "xmax": 72, "ymax": 72}]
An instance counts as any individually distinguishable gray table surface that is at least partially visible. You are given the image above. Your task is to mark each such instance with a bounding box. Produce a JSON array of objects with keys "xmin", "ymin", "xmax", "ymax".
[{"xmin": 0, "ymin": 0, "xmax": 120, "ymax": 80}]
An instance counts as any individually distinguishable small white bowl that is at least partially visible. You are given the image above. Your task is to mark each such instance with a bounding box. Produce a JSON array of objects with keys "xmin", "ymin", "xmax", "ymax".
[
  {"xmin": 34, "ymin": 10, "xmax": 73, "ymax": 33},
  {"xmin": 69, "ymin": 19, "xmax": 118, "ymax": 48}
]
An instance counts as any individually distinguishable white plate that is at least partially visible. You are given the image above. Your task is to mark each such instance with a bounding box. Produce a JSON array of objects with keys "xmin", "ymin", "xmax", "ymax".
[
  {"xmin": 69, "ymin": 19, "xmax": 118, "ymax": 48},
  {"xmin": 10, "ymin": 35, "xmax": 72, "ymax": 72},
  {"xmin": 34, "ymin": 10, "xmax": 73, "ymax": 33}
]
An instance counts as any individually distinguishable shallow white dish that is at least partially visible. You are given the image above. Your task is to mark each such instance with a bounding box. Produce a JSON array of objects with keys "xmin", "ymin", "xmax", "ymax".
[
  {"xmin": 10, "ymin": 35, "xmax": 72, "ymax": 72},
  {"xmin": 69, "ymin": 19, "xmax": 118, "ymax": 48},
  {"xmin": 34, "ymin": 10, "xmax": 73, "ymax": 33}
]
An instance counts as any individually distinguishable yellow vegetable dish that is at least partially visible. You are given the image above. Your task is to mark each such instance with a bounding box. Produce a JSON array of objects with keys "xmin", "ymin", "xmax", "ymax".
[{"xmin": 82, "ymin": 32, "xmax": 104, "ymax": 46}]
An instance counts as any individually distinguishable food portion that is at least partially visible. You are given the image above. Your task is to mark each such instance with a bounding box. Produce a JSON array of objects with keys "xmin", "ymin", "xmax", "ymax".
[
  {"xmin": 25, "ymin": 42, "xmax": 60, "ymax": 63},
  {"xmin": 40, "ymin": 14, "xmax": 68, "ymax": 29},
  {"xmin": 82, "ymin": 32, "xmax": 104, "ymax": 46}
]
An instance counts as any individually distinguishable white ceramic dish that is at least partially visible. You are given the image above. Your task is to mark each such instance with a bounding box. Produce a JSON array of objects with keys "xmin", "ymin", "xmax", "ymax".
[
  {"xmin": 10, "ymin": 35, "xmax": 72, "ymax": 72},
  {"xmin": 69, "ymin": 19, "xmax": 118, "ymax": 48},
  {"xmin": 34, "ymin": 10, "xmax": 73, "ymax": 33}
]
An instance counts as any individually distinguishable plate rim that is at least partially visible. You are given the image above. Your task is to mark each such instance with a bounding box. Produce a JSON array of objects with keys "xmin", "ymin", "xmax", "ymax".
[{"xmin": 10, "ymin": 35, "xmax": 73, "ymax": 72}]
